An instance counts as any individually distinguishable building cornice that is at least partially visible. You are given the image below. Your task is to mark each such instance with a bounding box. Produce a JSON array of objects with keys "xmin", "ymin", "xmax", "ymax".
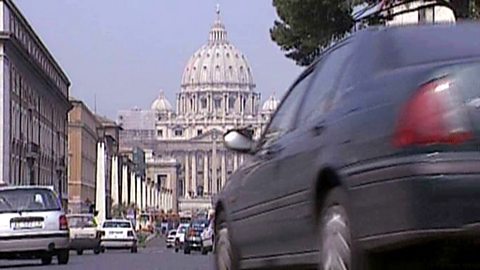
[
  {"xmin": 2, "ymin": 0, "xmax": 70, "ymax": 87},
  {"xmin": 0, "ymin": 32, "xmax": 71, "ymax": 110}
]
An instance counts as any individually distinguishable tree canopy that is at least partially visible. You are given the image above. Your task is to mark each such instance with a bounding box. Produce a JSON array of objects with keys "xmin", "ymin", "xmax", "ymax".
[
  {"xmin": 271, "ymin": 0, "xmax": 480, "ymax": 66},
  {"xmin": 270, "ymin": 0, "xmax": 353, "ymax": 66}
]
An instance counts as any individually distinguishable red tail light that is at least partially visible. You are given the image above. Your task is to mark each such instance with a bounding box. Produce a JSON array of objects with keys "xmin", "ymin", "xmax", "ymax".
[
  {"xmin": 394, "ymin": 79, "xmax": 473, "ymax": 147},
  {"xmin": 59, "ymin": 215, "xmax": 68, "ymax": 230}
]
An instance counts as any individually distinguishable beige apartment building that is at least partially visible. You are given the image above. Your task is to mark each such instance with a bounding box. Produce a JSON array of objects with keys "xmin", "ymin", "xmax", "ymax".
[
  {"xmin": 68, "ymin": 99, "xmax": 99, "ymax": 213},
  {"xmin": 1, "ymin": 0, "xmax": 71, "ymax": 207}
]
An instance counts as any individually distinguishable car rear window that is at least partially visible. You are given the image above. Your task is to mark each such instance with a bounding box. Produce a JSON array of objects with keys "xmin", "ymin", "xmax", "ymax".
[
  {"xmin": 0, "ymin": 188, "xmax": 60, "ymax": 213},
  {"xmin": 382, "ymin": 23, "xmax": 480, "ymax": 68},
  {"xmin": 69, "ymin": 216, "xmax": 96, "ymax": 228},
  {"xmin": 103, "ymin": 221, "xmax": 131, "ymax": 228}
]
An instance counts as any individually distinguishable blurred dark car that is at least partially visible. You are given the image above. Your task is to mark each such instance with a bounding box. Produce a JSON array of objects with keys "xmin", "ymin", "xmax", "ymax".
[
  {"xmin": 214, "ymin": 23, "xmax": 480, "ymax": 270},
  {"xmin": 183, "ymin": 220, "xmax": 208, "ymax": 254}
]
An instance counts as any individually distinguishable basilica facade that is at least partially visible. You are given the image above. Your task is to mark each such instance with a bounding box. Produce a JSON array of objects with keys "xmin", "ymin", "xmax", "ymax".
[{"xmin": 118, "ymin": 8, "xmax": 279, "ymax": 212}]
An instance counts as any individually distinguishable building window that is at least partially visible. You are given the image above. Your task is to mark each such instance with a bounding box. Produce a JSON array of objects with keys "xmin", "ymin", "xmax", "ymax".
[
  {"xmin": 214, "ymin": 98, "xmax": 221, "ymax": 109},
  {"xmin": 197, "ymin": 129, "xmax": 203, "ymax": 136},
  {"xmin": 157, "ymin": 130, "xmax": 163, "ymax": 137},
  {"xmin": 229, "ymin": 97, "xmax": 236, "ymax": 110},
  {"xmin": 201, "ymin": 98, "xmax": 207, "ymax": 109},
  {"xmin": 174, "ymin": 129, "xmax": 183, "ymax": 137},
  {"xmin": 418, "ymin": 7, "xmax": 434, "ymax": 23}
]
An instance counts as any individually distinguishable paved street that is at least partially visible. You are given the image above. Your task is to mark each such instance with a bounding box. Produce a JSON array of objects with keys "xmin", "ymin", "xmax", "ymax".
[{"xmin": 0, "ymin": 237, "xmax": 213, "ymax": 270}]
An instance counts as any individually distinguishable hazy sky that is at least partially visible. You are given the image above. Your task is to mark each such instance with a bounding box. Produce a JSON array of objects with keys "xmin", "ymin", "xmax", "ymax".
[{"xmin": 15, "ymin": 0, "xmax": 301, "ymax": 119}]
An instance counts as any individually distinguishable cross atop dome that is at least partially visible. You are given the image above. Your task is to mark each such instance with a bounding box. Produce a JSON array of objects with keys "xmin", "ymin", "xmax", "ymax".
[{"xmin": 209, "ymin": 4, "xmax": 228, "ymax": 43}]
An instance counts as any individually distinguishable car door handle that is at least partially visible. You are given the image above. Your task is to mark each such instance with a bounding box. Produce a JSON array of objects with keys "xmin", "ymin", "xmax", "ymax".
[
  {"xmin": 265, "ymin": 145, "xmax": 284, "ymax": 156},
  {"xmin": 312, "ymin": 123, "xmax": 325, "ymax": 136}
]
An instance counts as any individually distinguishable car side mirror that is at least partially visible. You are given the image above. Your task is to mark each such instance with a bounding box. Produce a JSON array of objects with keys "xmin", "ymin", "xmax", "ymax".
[{"xmin": 223, "ymin": 129, "xmax": 254, "ymax": 153}]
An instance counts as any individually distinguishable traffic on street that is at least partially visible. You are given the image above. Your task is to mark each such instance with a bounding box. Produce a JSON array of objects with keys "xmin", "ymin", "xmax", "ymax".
[
  {"xmin": 0, "ymin": 237, "xmax": 213, "ymax": 270},
  {"xmin": 2, "ymin": 0, "xmax": 480, "ymax": 269}
]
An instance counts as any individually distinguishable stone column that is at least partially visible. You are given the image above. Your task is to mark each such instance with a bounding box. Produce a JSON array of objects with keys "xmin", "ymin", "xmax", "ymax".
[
  {"xmin": 176, "ymin": 96, "xmax": 180, "ymax": 114},
  {"xmin": 191, "ymin": 153, "xmax": 197, "ymax": 197},
  {"xmin": 240, "ymin": 154, "xmax": 244, "ymax": 165},
  {"xmin": 162, "ymin": 191, "xmax": 166, "ymax": 211},
  {"xmin": 221, "ymin": 153, "xmax": 227, "ymax": 189},
  {"xmin": 122, "ymin": 164, "xmax": 128, "ymax": 205},
  {"xmin": 111, "ymin": 156, "xmax": 119, "ymax": 207},
  {"xmin": 143, "ymin": 180, "xmax": 147, "ymax": 210},
  {"xmin": 136, "ymin": 176, "xmax": 141, "ymax": 210},
  {"xmin": 184, "ymin": 153, "xmax": 190, "ymax": 198},
  {"xmin": 212, "ymin": 139, "xmax": 218, "ymax": 194},
  {"xmin": 95, "ymin": 142, "xmax": 106, "ymax": 224},
  {"xmin": 203, "ymin": 152, "xmax": 209, "ymax": 196},
  {"xmin": 166, "ymin": 192, "xmax": 170, "ymax": 211},
  {"xmin": 130, "ymin": 171, "xmax": 136, "ymax": 206},
  {"xmin": 233, "ymin": 153, "xmax": 238, "ymax": 171},
  {"xmin": 146, "ymin": 182, "xmax": 150, "ymax": 208}
]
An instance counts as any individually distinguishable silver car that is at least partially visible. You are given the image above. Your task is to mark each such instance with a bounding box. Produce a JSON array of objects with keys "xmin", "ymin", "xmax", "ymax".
[
  {"xmin": 67, "ymin": 213, "xmax": 101, "ymax": 255},
  {"xmin": 100, "ymin": 219, "xmax": 138, "ymax": 253},
  {"xmin": 0, "ymin": 186, "xmax": 70, "ymax": 265},
  {"xmin": 166, "ymin": 229, "xmax": 177, "ymax": 248}
]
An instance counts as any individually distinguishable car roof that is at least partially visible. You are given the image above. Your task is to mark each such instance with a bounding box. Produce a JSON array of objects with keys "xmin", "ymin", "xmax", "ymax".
[
  {"xmin": 103, "ymin": 219, "xmax": 131, "ymax": 223},
  {"xmin": 0, "ymin": 185, "xmax": 55, "ymax": 192},
  {"xmin": 327, "ymin": 22, "xmax": 480, "ymax": 87},
  {"xmin": 67, "ymin": 213, "xmax": 94, "ymax": 217}
]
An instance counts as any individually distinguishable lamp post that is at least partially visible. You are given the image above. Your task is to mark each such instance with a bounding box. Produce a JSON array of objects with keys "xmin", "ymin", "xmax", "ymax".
[{"xmin": 56, "ymin": 166, "xmax": 63, "ymax": 203}]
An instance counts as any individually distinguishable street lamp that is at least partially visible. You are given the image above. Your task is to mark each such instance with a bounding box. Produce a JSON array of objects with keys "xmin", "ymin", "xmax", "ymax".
[{"xmin": 56, "ymin": 158, "xmax": 65, "ymax": 204}]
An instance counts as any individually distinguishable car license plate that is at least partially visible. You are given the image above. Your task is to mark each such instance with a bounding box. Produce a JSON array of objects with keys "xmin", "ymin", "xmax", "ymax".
[{"xmin": 12, "ymin": 221, "xmax": 43, "ymax": 230}]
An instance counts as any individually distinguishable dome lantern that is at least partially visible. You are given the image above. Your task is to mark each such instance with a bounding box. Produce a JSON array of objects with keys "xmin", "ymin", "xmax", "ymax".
[{"xmin": 151, "ymin": 90, "xmax": 173, "ymax": 112}]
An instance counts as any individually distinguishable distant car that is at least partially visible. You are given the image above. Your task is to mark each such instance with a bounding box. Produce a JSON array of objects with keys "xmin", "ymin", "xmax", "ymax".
[
  {"xmin": 174, "ymin": 224, "xmax": 190, "ymax": 253},
  {"xmin": 184, "ymin": 220, "xmax": 209, "ymax": 254},
  {"xmin": 67, "ymin": 214, "xmax": 101, "ymax": 255},
  {"xmin": 0, "ymin": 186, "xmax": 69, "ymax": 265},
  {"xmin": 100, "ymin": 219, "xmax": 137, "ymax": 253},
  {"xmin": 166, "ymin": 230, "xmax": 176, "ymax": 248},
  {"xmin": 200, "ymin": 220, "xmax": 214, "ymax": 255}
]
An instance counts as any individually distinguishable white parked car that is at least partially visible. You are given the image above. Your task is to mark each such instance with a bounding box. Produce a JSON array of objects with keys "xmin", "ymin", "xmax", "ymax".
[
  {"xmin": 67, "ymin": 214, "xmax": 101, "ymax": 255},
  {"xmin": 174, "ymin": 224, "xmax": 189, "ymax": 252},
  {"xmin": 100, "ymin": 219, "xmax": 138, "ymax": 253},
  {"xmin": 201, "ymin": 220, "xmax": 214, "ymax": 255},
  {"xmin": 166, "ymin": 229, "xmax": 176, "ymax": 248},
  {"xmin": 0, "ymin": 186, "xmax": 70, "ymax": 265}
]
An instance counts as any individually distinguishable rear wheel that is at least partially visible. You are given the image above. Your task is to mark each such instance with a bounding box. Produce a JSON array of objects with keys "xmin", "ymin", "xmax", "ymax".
[
  {"xmin": 93, "ymin": 247, "xmax": 101, "ymax": 255},
  {"xmin": 76, "ymin": 249, "xmax": 83, "ymax": 255},
  {"xmin": 201, "ymin": 247, "xmax": 208, "ymax": 255},
  {"xmin": 57, "ymin": 249, "xmax": 69, "ymax": 265},
  {"xmin": 131, "ymin": 246, "xmax": 138, "ymax": 253},
  {"xmin": 184, "ymin": 246, "xmax": 191, "ymax": 254},
  {"xmin": 41, "ymin": 255, "xmax": 52, "ymax": 265},
  {"xmin": 318, "ymin": 188, "xmax": 370, "ymax": 270},
  {"xmin": 174, "ymin": 239, "xmax": 180, "ymax": 253},
  {"xmin": 214, "ymin": 213, "xmax": 238, "ymax": 270}
]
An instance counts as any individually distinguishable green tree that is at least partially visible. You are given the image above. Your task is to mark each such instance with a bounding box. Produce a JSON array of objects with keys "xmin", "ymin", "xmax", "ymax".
[
  {"xmin": 271, "ymin": 0, "xmax": 480, "ymax": 66},
  {"xmin": 270, "ymin": 0, "xmax": 354, "ymax": 66},
  {"xmin": 450, "ymin": 0, "xmax": 480, "ymax": 19}
]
